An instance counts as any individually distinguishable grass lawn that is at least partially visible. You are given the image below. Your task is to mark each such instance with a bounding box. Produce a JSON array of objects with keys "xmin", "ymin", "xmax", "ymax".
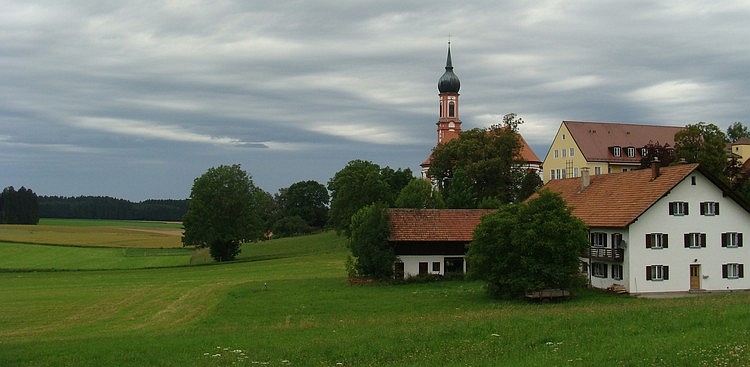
[{"xmin": 0, "ymin": 222, "xmax": 749, "ymax": 366}]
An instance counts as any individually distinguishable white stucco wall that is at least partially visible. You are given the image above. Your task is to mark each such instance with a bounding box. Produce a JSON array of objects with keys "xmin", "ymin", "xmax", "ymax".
[
  {"xmin": 624, "ymin": 171, "xmax": 750, "ymax": 293},
  {"xmin": 397, "ymin": 255, "xmax": 465, "ymax": 278}
]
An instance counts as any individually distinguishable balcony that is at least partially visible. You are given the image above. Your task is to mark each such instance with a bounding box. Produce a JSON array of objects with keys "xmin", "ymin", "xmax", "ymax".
[{"xmin": 586, "ymin": 247, "xmax": 624, "ymax": 262}]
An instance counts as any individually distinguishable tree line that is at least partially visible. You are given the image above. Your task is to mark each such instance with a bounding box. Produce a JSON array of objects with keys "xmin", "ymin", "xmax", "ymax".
[{"xmin": 37, "ymin": 196, "xmax": 188, "ymax": 221}]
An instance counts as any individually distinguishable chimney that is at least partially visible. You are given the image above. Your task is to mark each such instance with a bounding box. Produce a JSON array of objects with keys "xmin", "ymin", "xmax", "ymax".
[
  {"xmin": 580, "ymin": 167, "xmax": 590, "ymax": 191},
  {"xmin": 651, "ymin": 157, "xmax": 661, "ymax": 179}
]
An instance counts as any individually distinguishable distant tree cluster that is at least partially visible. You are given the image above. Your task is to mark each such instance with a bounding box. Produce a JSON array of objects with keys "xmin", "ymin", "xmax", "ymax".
[
  {"xmin": 0, "ymin": 186, "xmax": 39, "ymax": 224},
  {"xmin": 38, "ymin": 196, "xmax": 187, "ymax": 221}
]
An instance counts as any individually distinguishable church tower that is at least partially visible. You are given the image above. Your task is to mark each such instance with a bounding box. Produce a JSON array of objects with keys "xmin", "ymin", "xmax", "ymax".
[
  {"xmin": 421, "ymin": 43, "xmax": 462, "ymax": 179},
  {"xmin": 436, "ymin": 42, "xmax": 461, "ymax": 144}
]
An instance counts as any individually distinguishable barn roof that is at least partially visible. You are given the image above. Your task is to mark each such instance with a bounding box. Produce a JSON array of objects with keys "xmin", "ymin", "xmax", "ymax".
[{"xmin": 387, "ymin": 208, "xmax": 495, "ymax": 242}]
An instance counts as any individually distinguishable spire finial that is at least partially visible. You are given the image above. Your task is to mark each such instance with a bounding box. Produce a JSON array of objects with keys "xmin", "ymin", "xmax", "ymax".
[{"xmin": 445, "ymin": 37, "xmax": 453, "ymax": 70}]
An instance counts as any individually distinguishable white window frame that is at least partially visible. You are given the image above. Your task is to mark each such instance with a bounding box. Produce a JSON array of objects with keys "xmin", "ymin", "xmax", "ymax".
[
  {"xmin": 590, "ymin": 232, "xmax": 607, "ymax": 247},
  {"xmin": 669, "ymin": 201, "xmax": 688, "ymax": 216},
  {"xmin": 684, "ymin": 233, "xmax": 706, "ymax": 248},
  {"xmin": 592, "ymin": 262, "xmax": 608, "ymax": 278},
  {"xmin": 646, "ymin": 233, "xmax": 667, "ymax": 249},
  {"xmin": 613, "ymin": 146, "xmax": 621, "ymax": 157},
  {"xmin": 722, "ymin": 232, "xmax": 743, "ymax": 248},
  {"xmin": 701, "ymin": 202, "xmax": 719, "ymax": 216},
  {"xmin": 612, "ymin": 264, "xmax": 623, "ymax": 280},
  {"xmin": 725, "ymin": 263, "xmax": 742, "ymax": 279},
  {"xmin": 594, "ymin": 167, "xmax": 601, "ymax": 175},
  {"xmin": 650, "ymin": 265, "xmax": 666, "ymax": 281},
  {"xmin": 554, "ymin": 150, "xmax": 559, "ymax": 158},
  {"xmin": 627, "ymin": 147, "xmax": 635, "ymax": 157},
  {"xmin": 570, "ymin": 148, "xmax": 574, "ymax": 157}
]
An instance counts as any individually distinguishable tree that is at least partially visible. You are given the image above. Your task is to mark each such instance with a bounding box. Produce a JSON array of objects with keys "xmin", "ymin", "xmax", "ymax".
[
  {"xmin": 427, "ymin": 113, "xmax": 531, "ymax": 206},
  {"xmin": 0, "ymin": 186, "xmax": 39, "ymax": 224},
  {"xmin": 327, "ymin": 160, "xmax": 412, "ymax": 235},
  {"xmin": 674, "ymin": 122, "xmax": 728, "ymax": 180},
  {"xmin": 182, "ymin": 164, "xmax": 264, "ymax": 261},
  {"xmin": 347, "ymin": 203, "xmax": 395, "ymax": 279},
  {"xmin": 726, "ymin": 122, "xmax": 750, "ymax": 143},
  {"xmin": 278, "ymin": 180, "xmax": 329, "ymax": 228},
  {"xmin": 639, "ymin": 141, "xmax": 676, "ymax": 168},
  {"xmin": 466, "ymin": 190, "xmax": 588, "ymax": 298},
  {"xmin": 394, "ymin": 179, "xmax": 446, "ymax": 209}
]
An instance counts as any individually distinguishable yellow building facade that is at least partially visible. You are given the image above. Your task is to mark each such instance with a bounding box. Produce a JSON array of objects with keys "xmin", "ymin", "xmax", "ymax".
[{"xmin": 543, "ymin": 121, "xmax": 684, "ymax": 183}]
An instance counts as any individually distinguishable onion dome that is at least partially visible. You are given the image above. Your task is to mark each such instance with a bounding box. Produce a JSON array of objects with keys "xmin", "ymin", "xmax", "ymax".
[{"xmin": 437, "ymin": 45, "xmax": 460, "ymax": 94}]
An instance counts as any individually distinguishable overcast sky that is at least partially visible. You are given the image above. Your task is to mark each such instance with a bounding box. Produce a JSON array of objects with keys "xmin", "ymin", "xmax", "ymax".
[{"xmin": 3, "ymin": 1, "xmax": 750, "ymax": 201}]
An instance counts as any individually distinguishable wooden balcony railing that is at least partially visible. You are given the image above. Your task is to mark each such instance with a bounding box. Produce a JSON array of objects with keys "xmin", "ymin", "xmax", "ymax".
[{"xmin": 585, "ymin": 247, "xmax": 624, "ymax": 262}]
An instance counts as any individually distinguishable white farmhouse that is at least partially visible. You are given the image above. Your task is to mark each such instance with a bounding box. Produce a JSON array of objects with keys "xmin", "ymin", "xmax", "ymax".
[{"xmin": 544, "ymin": 163, "xmax": 750, "ymax": 294}]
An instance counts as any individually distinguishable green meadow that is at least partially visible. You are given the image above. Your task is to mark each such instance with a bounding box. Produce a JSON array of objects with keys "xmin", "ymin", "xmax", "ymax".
[{"xmin": 1, "ymin": 221, "xmax": 749, "ymax": 366}]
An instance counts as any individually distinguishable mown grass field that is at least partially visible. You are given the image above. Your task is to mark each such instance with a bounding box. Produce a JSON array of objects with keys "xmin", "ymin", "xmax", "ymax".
[{"xmin": 1, "ymin": 220, "xmax": 749, "ymax": 366}]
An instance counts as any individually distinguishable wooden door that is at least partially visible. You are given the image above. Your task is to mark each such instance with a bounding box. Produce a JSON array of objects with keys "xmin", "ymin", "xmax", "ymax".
[{"xmin": 690, "ymin": 264, "xmax": 701, "ymax": 290}]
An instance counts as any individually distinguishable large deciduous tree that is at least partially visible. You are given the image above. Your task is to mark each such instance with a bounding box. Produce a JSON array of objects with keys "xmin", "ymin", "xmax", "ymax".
[
  {"xmin": 182, "ymin": 164, "xmax": 264, "ymax": 261},
  {"xmin": 674, "ymin": 122, "xmax": 728, "ymax": 180},
  {"xmin": 347, "ymin": 203, "xmax": 394, "ymax": 280},
  {"xmin": 278, "ymin": 180, "xmax": 329, "ymax": 229},
  {"xmin": 427, "ymin": 113, "xmax": 537, "ymax": 206},
  {"xmin": 726, "ymin": 122, "xmax": 750, "ymax": 143},
  {"xmin": 327, "ymin": 160, "xmax": 411, "ymax": 236},
  {"xmin": 394, "ymin": 179, "xmax": 446, "ymax": 209},
  {"xmin": 467, "ymin": 190, "xmax": 588, "ymax": 299}
]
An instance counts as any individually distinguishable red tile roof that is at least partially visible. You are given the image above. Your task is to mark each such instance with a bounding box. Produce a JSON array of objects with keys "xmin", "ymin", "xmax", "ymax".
[
  {"xmin": 541, "ymin": 164, "xmax": 699, "ymax": 227},
  {"xmin": 564, "ymin": 121, "xmax": 684, "ymax": 163},
  {"xmin": 387, "ymin": 209, "xmax": 495, "ymax": 242}
]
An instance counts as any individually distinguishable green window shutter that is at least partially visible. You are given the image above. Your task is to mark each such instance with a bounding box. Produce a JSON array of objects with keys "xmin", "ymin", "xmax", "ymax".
[
  {"xmin": 663, "ymin": 266, "xmax": 669, "ymax": 280},
  {"xmin": 646, "ymin": 266, "xmax": 652, "ymax": 280}
]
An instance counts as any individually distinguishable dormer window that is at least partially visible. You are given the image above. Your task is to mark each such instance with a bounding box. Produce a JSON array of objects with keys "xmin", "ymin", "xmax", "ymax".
[
  {"xmin": 626, "ymin": 147, "xmax": 636, "ymax": 157},
  {"xmin": 612, "ymin": 146, "xmax": 621, "ymax": 157},
  {"xmin": 641, "ymin": 148, "xmax": 648, "ymax": 157}
]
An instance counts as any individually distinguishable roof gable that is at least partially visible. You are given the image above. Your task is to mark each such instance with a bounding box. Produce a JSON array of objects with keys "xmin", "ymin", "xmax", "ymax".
[
  {"xmin": 387, "ymin": 209, "xmax": 495, "ymax": 242},
  {"xmin": 541, "ymin": 164, "xmax": 699, "ymax": 227},
  {"xmin": 563, "ymin": 121, "xmax": 684, "ymax": 162}
]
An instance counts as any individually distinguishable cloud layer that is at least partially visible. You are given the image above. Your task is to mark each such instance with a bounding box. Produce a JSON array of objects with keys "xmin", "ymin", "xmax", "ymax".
[{"xmin": 2, "ymin": 1, "xmax": 750, "ymax": 200}]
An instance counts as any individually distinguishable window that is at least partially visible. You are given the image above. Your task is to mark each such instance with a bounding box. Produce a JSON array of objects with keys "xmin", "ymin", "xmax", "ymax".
[
  {"xmin": 448, "ymin": 102, "xmax": 455, "ymax": 117},
  {"xmin": 594, "ymin": 167, "xmax": 601, "ymax": 175},
  {"xmin": 646, "ymin": 265, "xmax": 669, "ymax": 281},
  {"xmin": 691, "ymin": 176, "xmax": 697, "ymax": 185},
  {"xmin": 432, "ymin": 262, "xmax": 440, "ymax": 272},
  {"xmin": 722, "ymin": 232, "xmax": 743, "ymax": 248},
  {"xmin": 556, "ymin": 169, "xmax": 562, "ymax": 180},
  {"xmin": 612, "ymin": 264, "xmax": 623, "ymax": 280},
  {"xmin": 627, "ymin": 147, "xmax": 636, "ymax": 157},
  {"xmin": 613, "ymin": 146, "xmax": 621, "ymax": 157},
  {"xmin": 611, "ymin": 233, "xmax": 624, "ymax": 249},
  {"xmin": 646, "ymin": 233, "xmax": 668, "ymax": 249},
  {"xmin": 700, "ymin": 202, "xmax": 719, "ymax": 216},
  {"xmin": 669, "ymin": 201, "xmax": 689, "ymax": 216},
  {"xmin": 570, "ymin": 148, "xmax": 574, "ymax": 156},
  {"xmin": 554, "ymin": 150, "xmax": 559, "ymax": 158},
  {"xmin": 684, "ymin": 233, "xmax": 706, "ymax": 248},
  {"xmin": 592, "ymin": 263, "xmax": 608, "ymax": 278},
  {"xmin": 562, "ymin": 134, "xmax": 566, "ymax": 140},
  {"xmin": 561, "ymin": 169, "xmax": 567, "ymax": 179},
  {"xmin": 574, "ymin": 168, "xmax": 579, "ymax": 178},
  {"xmin": 722, "ymin": 263, "xmax": 744, "ymax": 279},
  {"xmin": 590, "ymin": 232, "xmax": 608, "ymax": 247},
  {"xmin": 550, "ymin": 169, "xmax": 556, "ymax": 180},
  {"xmin": 641, "ymin": 148, "xmax": 648, "ymax": 157},
  {"xmin": 562, "ymin": 149, "xmax": 567, "ymax": 157}
]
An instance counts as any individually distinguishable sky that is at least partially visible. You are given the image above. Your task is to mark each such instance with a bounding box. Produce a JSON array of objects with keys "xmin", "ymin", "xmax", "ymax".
[{"xmin": 3, "ymin": 1, "xmax": 750, "ymax": 201}]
